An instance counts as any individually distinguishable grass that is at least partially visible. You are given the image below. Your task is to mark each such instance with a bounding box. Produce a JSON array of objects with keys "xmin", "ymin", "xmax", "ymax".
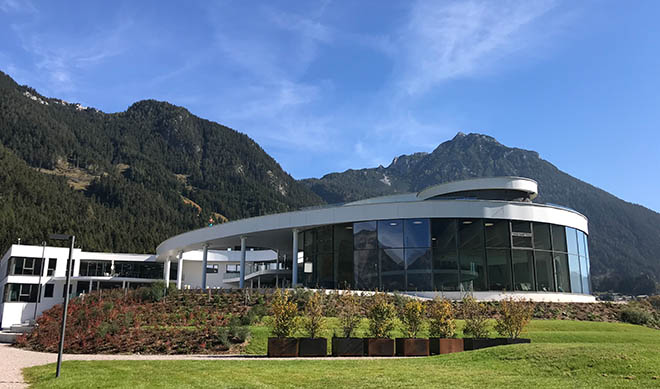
[{"xmin": 24, "ymin": 320, "xmax": 660, "ymax": 388}]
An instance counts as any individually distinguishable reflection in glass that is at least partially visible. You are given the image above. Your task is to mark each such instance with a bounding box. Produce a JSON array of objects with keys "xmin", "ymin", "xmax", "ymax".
[
  {"xmin": 404, "ymin": 219, "xmax": 430, "ymax": 248},
  {"xmin": 511, "ymin": 221, "xmax": 532, "ymax": 233},
  {"xmin": 485, "ymin": 220, "xmax": 510, "ymax": 248},
  {"xmin": 576, "ymin": 230, "xmax": 586, "ymax": 257},
  {"xmin": 304, "ymin": 229, "xmax": 316, "ymax": 254},
  {"xmin": 512, "ymin": 250, "xmax": 535, "ymax": 291},
  {"xmin": 381, "ymin": 248, "xmax": 405, "ymax": 291},
  {"xmin": 353, "ymin": 221, "xmax": 377, "ymax": 250},
  {"xmin": 487, "ymin": 249, "xmax": 512, "ymax": 291},
  {"xmin": 354, "ymin": 250, "xmax": 379, "ymax": 290},
  {"xmin": 459, "ymin": 219, "xmax": 483, "ymax": 250},
  {"xmin": 317, "ymin": 226, "xmax": 333, "ymax": 253},
  {"xmin": 432, "ymin": 219, "xmax": 456, "ymax": 249},
  {"xmin": 568, "ymin": 254, "xmax": 582, "ymax": 293},
  {"xmin": 554, "ymin": 253, "xmax": 571, "ymax": 293},
  {"xmin": 551, "ymin": 225, "xmax": 567, "ymax": 252},
  {"xmin": 512, "ymin": 236, "xmax": 533, "ymax": 248},
  {"xmin": 433, "ymin": 248, "xmax": 459, "ymax": 291},
  {"xmin": 317, "ymin": 253, "xmax": 333, "ymax": 289},
  {"xmin": 579, "ymin": 256, "xmax": 590, "ymax": 294},
  {"xmin": 334, "ymin": 224, "xmax": 354, "ymax": 289},
  {"xmin": 533, "ymin": 223, "xmax": 552, "ymax": 250},
  {"xmin": 378, "ymin": 220, "xmax": 404, "ymax": 248},
  {"xmin": 566, "ymin": 227, "xmax": 579, "ymax": 254},
  {"xmin": 459, "ymin": 249, "xmax": 487, "ymax": 291},
  {"xmin": 535, "ymin": 251, "xmax": 555, "ymax": 292},
  {"xmin": 405, "ymin": 248, "xmax": 432, "ymax": 291}
]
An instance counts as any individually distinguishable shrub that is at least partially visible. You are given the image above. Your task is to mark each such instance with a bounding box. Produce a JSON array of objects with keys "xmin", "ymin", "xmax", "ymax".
[
  {"xmin": 620, "ymin": 307, "xmax": 653, "ymax": 325},
  {"xmin": 270, "ymin": 289, "xmax": 298, "ymax": 338},
  {"xmin": 462, "ymin": 296, "xmax": 490, "ymax": 339},
  {"xmin": 301, "ymin": 291, "xmax": 326, "ymax": 338},
  {"xmin": 400, "ymin": 299, "xmax": 425, "ymax": 338},
  {"xmin": 367, "ymin": 293, "xmax": 396, "ymax": 338},
  {"xmin": 494, "ymin": 297, "xmax": 535, "ymax": 338},
  {"xmin": 138, "ymin": 281, "xmax": 166, "ymax": 302},
  {"xmin": 337, "ymin": 290, "xmax": 361, "ymax": 338},
  {"xmin": 428, "ymin": 297, "xmax": 456, "ymax": 338}
]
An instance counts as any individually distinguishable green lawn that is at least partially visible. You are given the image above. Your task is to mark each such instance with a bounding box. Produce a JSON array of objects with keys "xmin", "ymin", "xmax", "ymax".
[{"xmin": 24, "ymin": 320, "xmax": 660, "ymax": 388}]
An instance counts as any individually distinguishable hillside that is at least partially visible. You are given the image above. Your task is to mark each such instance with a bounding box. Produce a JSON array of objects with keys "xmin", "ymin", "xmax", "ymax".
[
  {"xmin": 0, "ymin": 71, "xmax": 322, "ymax": 253},
  {"xmin": 302, "ymin": 133, "xmax": 660, "ymax": 293}
]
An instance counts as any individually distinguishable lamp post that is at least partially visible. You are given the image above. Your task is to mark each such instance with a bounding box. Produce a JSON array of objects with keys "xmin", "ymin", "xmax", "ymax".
[{"xmin": 49, "ymin": 233, "xmax": 75, "ymax": 378}]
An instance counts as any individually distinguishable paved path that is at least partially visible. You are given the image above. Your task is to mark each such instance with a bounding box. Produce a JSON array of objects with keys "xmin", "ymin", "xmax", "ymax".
[{"xmin": 0, "ymin": 344, "xmax": 410, "ymax": 388}]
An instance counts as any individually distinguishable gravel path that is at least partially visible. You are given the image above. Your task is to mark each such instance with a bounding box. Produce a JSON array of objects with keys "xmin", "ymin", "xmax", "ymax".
[{"xmin": 0, "ymin": 344, "xmax": 410, "ymax": 388}]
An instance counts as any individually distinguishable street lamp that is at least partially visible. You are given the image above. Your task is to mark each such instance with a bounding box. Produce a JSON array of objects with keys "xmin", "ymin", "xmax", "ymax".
[{"xmin": 48, "ymin": 233, "xmax": 75, "ymax": 378}]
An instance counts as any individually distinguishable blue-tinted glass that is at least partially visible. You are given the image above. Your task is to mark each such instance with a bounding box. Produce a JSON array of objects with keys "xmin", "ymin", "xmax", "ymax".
[
  {"xmin": 381, "ymin": 248, "xmax": 405, "ymax": 291},
  {"xmin": 405, "ymin": 248, "xmax": 432, "ymax": 291},
  {"xmin": 568, "ymin": 254, "xmax": 582, "ymax": 293},
  {"xmin": 459, "ymin": 249, "xmax": 487, "ymax": 291},
  {"xmin": 554, "ymin": 253, "xmax": 571, "ymax": 293},
  {"xmin": 404, "ymin": 219, "xmax": 430, "ymax": 248},
  {"xmin": 487, "ymin": 249, "xmax": 512, "ymax": 291},
  {"xmin": 584, "ymin": 234, "xmax": 590, "ymax": 259},
  {"xmin": 566, "ymin": 228, "xmax": 579, "ymax": 254},
  {"xmin": 354, "ymin": 221, "xmax": 377, "ymax": 250},
  {"xmin": 512, "ymin": 250, "xmax": 535, "ymax": 291},
  {"xmin": 378, "ymin": 220, "xmax": 404, "ymax": 248},
  {"xmin": 354, "ymin": 250, "xmax": 378, "ymax": 290},
  {"xmin": 580, "ymin": 256, "xmax": 590, "ymax": 294},
  {"xmin": 576, "ymin": 230, "xmax": 586, "ymax": 257}
]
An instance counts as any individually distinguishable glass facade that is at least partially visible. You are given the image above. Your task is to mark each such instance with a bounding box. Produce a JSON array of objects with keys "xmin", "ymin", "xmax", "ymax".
[{"xmin": 299, "ymin": 218, "xmax": 591, "ymax": 294}]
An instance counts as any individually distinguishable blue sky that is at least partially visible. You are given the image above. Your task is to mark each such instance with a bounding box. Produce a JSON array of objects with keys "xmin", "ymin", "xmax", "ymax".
[{"xmin": 1, "ymin": 1, "xmax": 659, "ymax": 212}]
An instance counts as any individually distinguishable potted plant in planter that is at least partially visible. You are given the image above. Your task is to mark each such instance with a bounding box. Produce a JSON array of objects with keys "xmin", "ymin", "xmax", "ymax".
[
  {"xmin": 494, "ymin": 297, "xmax": 534, "ymax": 345},
  {"xmin": 428, "ymin": 297, "xmax": 463, "ymax": 355},
  {"xmin": 298, "ymin": 291, "xmax": 327, "ymax": 357},
  {"xmin": 332, "ymin": 290, "xmax": 364, "ymax": 357},
  {"xmin": 396, "ymin": 299, "xmax": 429, "ymax": 356},
  {"xmin": 364, "ymin": 292, "xmax": 396, "ymax": 356},
  {"xmin": 267, "ymin": 289, "xmax": 299, "ymax": 357},
  {"xmin": 461, "ymin": 295, "xmax": 498, "ymax": 351}
]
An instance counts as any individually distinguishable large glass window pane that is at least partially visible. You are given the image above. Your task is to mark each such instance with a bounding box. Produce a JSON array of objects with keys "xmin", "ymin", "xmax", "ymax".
[
  {"xmin": 576, "ymin": 230, "xmax": 586, "ymax": 257},
  {"xmin": 459, "ymin": 249, "xmax": 487, "ymax": 291},
  {"xmin": 334, "ymin": 224, "xmax": 354, "ymax": 289},
  {"xmin": 533, "ymin": 223, "xmax": 552, "ymax": 250},
  {"xmin": 304, "ymin": 229, "xmax": 317, "ymax": 254},
  {"xmin": 566, "ymin": 227, "xmax": 579, "ymax": 255},
  {"xmin": 317, "ymin": 253, "xmax": 334, "ymax": 289},
  {"xmin": 551, "ymin": 225, "xmax": 567, "ymax": 252},
  {"xmin": 580, "ymin": 256, "xmax": 590, "ymax": 294},
  {"xmin": 512, "ymin": 235, "xmax": 533, "ymax": 248},
  {"xmin": 554, "ymin": 253, "xmax": 570, "ymax": 293},
  {"xmin": 512, "ymin": 250, "xmax": 535, "ymax": 291},
  {"xmin": 404, "ymin": 219, "xmax": 430, "ymax": 248},
  {"xmin": 487, "ymin": 249, "xmax": 512, "ymax": 291},
  {"xmin": 458, "ymin": 219, "xmax": 483, "ymax": 250},
  {"xmin": 354, "ymin": 221, "xmax": 377, "ymax": 250},
  {"xmin": 354, "ymin": 250, "xmax": 379, "ymax": 290},
  {"xmin": 484, "ymin": 220, "xmax": 510, "ymax": 248},
  {"xmin": 583, "ymin": 233, "xmax": 590, "ymax": 259},
  {"xmin": 535, "ymin": 251, "xmax": 555, "ymax": 292},
  {"xmin": 511, "ymin": 221, "xmax": 532, "ymax": 234},
  {"xmin": 568, "ymin": 254, "xmax": 582, "ymax": 293},
  {"xmin": 381, "ymin": 248, "xmax": 405, "ymax": 291},
  {"xmin": 405, "ymin": 248, "xmax": 432, "ymax": 291},
  {"xmin": 378, "ymin": 220, "xmax": 403, "ymax": 248},
  {"xmin": 433, "ymin": 248, "xmax": 459, "ymax": 291},
  {"xmin": 317, "ymin": 226, "xmax": 333, "ymax": 253},
  {"xmin": 432, "ymin": 219, "xmax": 456, "ymax": 248}
]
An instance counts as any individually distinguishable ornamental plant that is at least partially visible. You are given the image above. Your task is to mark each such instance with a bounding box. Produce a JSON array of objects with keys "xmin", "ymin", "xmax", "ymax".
[
  {"xmin": 428, "ymin": 297, "xmax": 456, "ymax": 338},
  {"xmin": 401, "ymin": 299, "xmax": 426, "ymax": 338},
  {"xmin": 494, "ymin": 297, "xmax": 535, "ymax": 339},
  {"xmin": 367, "ymin": 292, "xmax": 396, "ymax": 338},
  {"xmin": 302, "ymin": 291, "xmax": 326, "ymax": 338},
  {"xmin": 462, "ymin": 295, "xmax": 490, "ymax": 339},
  {"xmin": 337, "ymin": 290, "xmax": 361, "ymax": 338},
  {"xmin": 270, "ymin": 289, "xmax": 298, "ymax": 338}
]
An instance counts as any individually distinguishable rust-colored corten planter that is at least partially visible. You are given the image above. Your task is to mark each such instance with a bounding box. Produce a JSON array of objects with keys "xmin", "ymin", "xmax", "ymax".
[
  {"xmin": 395, "ymin": 338, "xmax": 429, "ymax": 356},
  {"xmin": 429, "ymin": 338, "xmax": 464, "ymax": 355},
  {"xmin": 332, "ymin": 337, "xmax": 364, "ymax": 357},
  {"xmin": 298, "ymin": 338, "xmax": 327, "ymax": 357},
  {"xmin": 267, "ymin": 337, "xmax": 298, "ymax": 357},
  {"xmin": 364, "ymin": 338, "xmax": 395, "ymax": 356}
]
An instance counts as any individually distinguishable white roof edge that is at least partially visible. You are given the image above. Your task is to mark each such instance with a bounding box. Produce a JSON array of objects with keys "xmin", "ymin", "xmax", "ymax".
[{"xmin": 417, "ymin": 176, "xmax": 538, "ymax": 201}]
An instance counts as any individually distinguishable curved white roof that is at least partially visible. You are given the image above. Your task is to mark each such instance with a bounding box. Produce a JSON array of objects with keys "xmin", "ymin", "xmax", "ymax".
[
  {"xmin": 417, "ymin": 176, "xmax": 538, "ymax": 200},
  {"xmin": 156, "ymin": 176, "xmax": 587, "ymax": 259}
]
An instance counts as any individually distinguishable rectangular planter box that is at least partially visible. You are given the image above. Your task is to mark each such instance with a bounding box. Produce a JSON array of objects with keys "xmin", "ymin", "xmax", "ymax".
[
  {"xmin": 363, "ymin": 338, "xmax": 395, "ymax": 357},
  {"xmin": 498, "ymin": 338, "xmax": 531, "ymax": 345},
  {"xmin": 298, "ymin": 338, "xmax": 327, "ymax": 357},
  {"xmin": 395, "ymin": 338, "xmax": 430, "ymax": 356},
  {"xmin": 429, "ymin": 338, "xmax": 464, "ymax": 355},
  {"xmin": 332, "ymin": 337, "xmax": 364, "ymax": 357},
  {"xmin": 267, "ymin": 337, "xmax": 298, "ymax": 357},
  {"xmin": 462, "ymin": 338, "xmax": 503, "ymax": 351}
]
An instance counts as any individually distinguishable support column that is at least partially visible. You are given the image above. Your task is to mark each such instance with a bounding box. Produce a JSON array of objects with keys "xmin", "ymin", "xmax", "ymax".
[
  {"xmin": 176, "ymin": 251, "xmax": 184, "ymax": 290},
  {"xmin": 239, "ymin": 236, "xmax": 247, "ymax": 288},
  {"xmin": 201, "ymin": 244, "xmax": 209, "ymax": 290},
  {"xmin": 164, "ymin": 257, "xmax": 171, "ymax": 288},
  {"xmin": 292, "ymin": 229, "xmax": 299, "ymax": 287}
]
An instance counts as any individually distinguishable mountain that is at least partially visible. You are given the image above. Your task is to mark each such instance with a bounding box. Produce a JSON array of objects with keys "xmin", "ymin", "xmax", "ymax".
[
  {"xmin": 0, "ymin": 71, "xmax": 322, "ymax": 253},
  {"xmin": 302, "ymin": 133, "xmax": 660, "ymax": 293}
]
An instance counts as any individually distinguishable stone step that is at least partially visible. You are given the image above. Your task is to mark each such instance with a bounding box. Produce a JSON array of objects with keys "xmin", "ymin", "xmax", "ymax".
[
  {"xmin": 8, "ymin": 325, "xmax": 34, "ymax": 334},
  {"xmin": 0, "ymin": 331, "xmax": 19, "ymax": 344}
]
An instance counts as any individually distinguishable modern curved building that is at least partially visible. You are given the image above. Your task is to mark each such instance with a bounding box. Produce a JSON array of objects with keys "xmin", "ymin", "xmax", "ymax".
[{"xmin": 156, "ymin": 177, "xmax": 594, "ymax": 302}]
